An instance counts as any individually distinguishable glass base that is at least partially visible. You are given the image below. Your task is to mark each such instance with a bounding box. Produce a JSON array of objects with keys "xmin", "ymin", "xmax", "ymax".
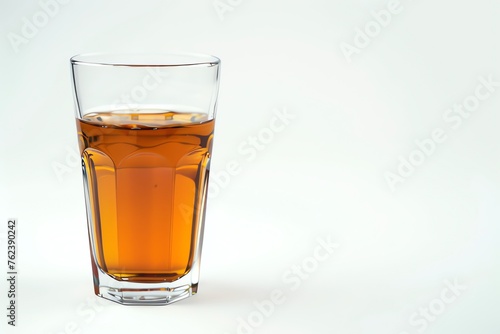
[
  {"xmin": 98, "ymin": 284, "xmax": 196, "ymax": 306},
  {"xmin": 92, "ymin": 262, "xmax": 200, "ymax": 306}
]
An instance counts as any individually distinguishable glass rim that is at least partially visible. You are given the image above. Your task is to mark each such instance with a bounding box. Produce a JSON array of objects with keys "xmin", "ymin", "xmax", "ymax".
[{"xmin": 70, "ymin": 52, "xmax": 220, "ymax": 68}]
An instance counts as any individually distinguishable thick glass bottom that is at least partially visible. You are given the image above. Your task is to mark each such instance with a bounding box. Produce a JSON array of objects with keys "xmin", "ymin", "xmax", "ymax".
[{"xmin": 93, "ymin": 261, "xmax": 200, "ymax": 306}]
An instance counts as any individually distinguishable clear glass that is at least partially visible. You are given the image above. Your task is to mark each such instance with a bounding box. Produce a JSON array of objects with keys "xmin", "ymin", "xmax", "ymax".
[{"xmin": 70, "ymin": 53, "xmax": 220, "ymax": 305}]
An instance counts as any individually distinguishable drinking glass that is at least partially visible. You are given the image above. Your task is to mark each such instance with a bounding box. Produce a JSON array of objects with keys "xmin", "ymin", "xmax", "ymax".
[{"xmin": 70, "ymin": 53, "xmax": 220, "ymax": 305}]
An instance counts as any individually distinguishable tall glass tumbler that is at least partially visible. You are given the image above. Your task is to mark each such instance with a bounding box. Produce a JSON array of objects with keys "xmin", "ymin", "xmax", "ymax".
[{"xmin": 70, "ymin": 53, "xmax": 220, "ymax": 305}]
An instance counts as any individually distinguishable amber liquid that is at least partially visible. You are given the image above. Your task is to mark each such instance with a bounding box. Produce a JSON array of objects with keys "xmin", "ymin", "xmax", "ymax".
[{"xmin": 76, "ymin": 110, "xmax": 214, "ymax": 283}]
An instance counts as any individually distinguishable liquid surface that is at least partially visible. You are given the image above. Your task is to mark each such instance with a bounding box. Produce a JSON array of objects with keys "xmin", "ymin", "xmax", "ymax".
[{"xmin": 77, "ymin": 111, "xmax": 214, "ymax": 282}]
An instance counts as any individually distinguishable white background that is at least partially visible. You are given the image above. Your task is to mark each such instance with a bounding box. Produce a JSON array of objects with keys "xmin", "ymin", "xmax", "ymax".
[{"xmin": 1, "ymin": 0, "xmax": 500, "ymax": 333}]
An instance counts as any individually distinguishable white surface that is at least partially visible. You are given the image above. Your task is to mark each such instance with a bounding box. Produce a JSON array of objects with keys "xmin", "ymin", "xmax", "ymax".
[{"xmin": 1, "ymin": 0, "xmax": 500, "ymax": 333}]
